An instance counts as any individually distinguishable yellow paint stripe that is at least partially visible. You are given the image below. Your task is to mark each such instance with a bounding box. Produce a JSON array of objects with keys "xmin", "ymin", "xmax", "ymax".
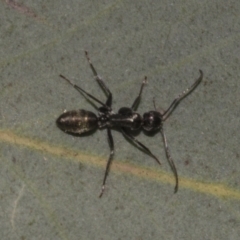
[{"xmin": 0, "ymin": 129, "xmax": 239, "ymax": 200}]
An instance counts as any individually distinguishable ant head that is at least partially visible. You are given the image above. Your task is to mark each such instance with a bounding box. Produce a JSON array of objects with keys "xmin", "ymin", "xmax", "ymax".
[{"xmin": 142, "ymin": 111, "xmax": 162, "ymax": 132}]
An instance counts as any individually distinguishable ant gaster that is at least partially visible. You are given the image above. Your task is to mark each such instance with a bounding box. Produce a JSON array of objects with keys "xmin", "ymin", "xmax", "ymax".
[{"xmin": 56, "ymin": 51, "xmax": 203, "ymax": 197}]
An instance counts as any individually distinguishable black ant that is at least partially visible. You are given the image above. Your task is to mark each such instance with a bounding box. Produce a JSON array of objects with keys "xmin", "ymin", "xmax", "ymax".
[{"xmin": 56, "ymin": 51, "xmax": 203, "ymax": 197}]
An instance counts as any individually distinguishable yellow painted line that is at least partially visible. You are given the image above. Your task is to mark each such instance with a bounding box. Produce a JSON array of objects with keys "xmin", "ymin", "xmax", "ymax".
[{"xmin": 0, "ymin": 129, "xmax": 239, "ymax": 200}]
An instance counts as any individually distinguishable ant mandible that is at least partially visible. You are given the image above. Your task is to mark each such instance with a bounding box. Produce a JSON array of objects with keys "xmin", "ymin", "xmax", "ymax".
[{"xmin": 56, "ymin": 51, "xmax": 203, "ymax": 197}]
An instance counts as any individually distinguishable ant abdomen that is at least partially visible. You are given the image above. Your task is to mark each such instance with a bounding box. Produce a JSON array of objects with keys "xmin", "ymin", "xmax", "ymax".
[
  {"xmin": 56, "ymin": 109, "xmax": 98, "ymax": 134},
  {"xmin": 143, "ymin": 111, "xmax": 162, "ymax": 132}
]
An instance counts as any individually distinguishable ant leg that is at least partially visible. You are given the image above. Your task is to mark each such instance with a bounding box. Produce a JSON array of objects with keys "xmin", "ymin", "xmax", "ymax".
[
  {"xmin": 85, "ymin": 51, "xmax": 112, "ymax": 107},
  {"xmin": 162, "ymin": 70, "xmax": 203, "ymax": 121},
  {"xmin": 121, "ymin": 128, "xmax": 161, "ymax": 165},
  {"xmin": 131, "ymin": 76, "xmax": 147, "ymax": 110},
  {"xmin": 59, "ymin": 74, "xmax": 109, "ymax": 109},
  {"xmin": 160, "ymin": 128, "xmax": 178, "ymax": 193},
  {"xmin": 99, "ymin": 128, "xmax": 114, "ymax": 198},
  {"xmin": 85, "ymin": 51, "xmax": 111, "ymax": 95}
]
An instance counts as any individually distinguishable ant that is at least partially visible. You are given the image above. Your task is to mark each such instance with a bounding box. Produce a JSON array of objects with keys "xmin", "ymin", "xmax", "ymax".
[{"xmin": 56, "ymin": 51, "xmax": 203, "ymax": 197}]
